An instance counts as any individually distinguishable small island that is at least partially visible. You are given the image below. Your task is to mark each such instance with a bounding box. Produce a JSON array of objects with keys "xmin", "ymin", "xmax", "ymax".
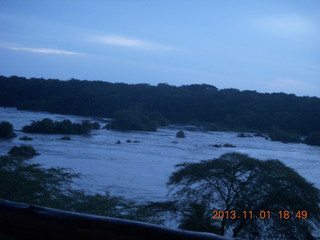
[
  {"xmin": 8, "ymin": 145, "xmax": 39, "ymax": 158},
  {"xmin": 22, "ymin": 118, "xmax": 97, "ymax": 135},
  {"xmin": 176, "ymin": 130, "xmax": 185, "ymax": 138}
]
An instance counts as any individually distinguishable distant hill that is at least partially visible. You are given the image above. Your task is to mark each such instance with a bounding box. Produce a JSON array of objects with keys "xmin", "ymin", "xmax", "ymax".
[{"xmin": 1, "ymin": 75, "xmax": 320, "ymax": 135}]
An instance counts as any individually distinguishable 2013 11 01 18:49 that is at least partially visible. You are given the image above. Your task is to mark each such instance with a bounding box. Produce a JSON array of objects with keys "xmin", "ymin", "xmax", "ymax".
[{"xmin": 212, "ymin": 210, "xmax": 308, "ymax": 220}]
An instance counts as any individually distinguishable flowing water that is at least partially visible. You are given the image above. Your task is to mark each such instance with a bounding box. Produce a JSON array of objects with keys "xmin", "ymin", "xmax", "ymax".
[{"xmin": 1, "ymin": 107, "xmax": 319, "ymax": 203}]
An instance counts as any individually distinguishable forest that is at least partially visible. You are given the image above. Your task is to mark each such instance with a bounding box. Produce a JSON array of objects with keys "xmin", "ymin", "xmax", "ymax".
[{"xmin": 0, "ymin": 76, "xmax": 320, "ymax": 142}]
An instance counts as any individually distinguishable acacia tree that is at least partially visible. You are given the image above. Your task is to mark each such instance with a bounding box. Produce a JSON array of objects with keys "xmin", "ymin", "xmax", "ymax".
[{"xmin": 167, "ymin": 153, "xmax": 320, "ymax": 240}]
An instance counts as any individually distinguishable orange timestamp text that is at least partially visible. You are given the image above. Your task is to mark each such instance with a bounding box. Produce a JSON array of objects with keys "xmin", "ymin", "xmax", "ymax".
[{"xmin": 212, "ymin": 210, "xmax": 308, "ymax": 220}]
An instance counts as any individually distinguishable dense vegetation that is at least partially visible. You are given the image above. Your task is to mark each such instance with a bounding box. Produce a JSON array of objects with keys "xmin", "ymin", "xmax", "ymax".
[
  {"xmin": 8, "ymin": 145, "xmax": 39, "ymax": 158},
  {"xmin": 268, "ymin": 129, "xmax": 301, "ymax": 143},
  {"xmin": 1, "ymin": 76, "xmax": 319, "ymax": 136},
  {"xmin": 304, "ymin": 132, "xmax": 320, "ymax": 146},
  {"xmin": 176, "ymin": 130, "xmax": 185, "ymax": 138},
  {"xmin": 22, "ymin": 118, "xmax": 98, "ymax": 135},
  {"xmin": 0, "ymin": 121, "xmax": 16, "ymax": 139},
  {"xmin": 153, "ymin": 153, "xmax": 320, "ymax": 239},
  {"xmin": 105, "ymin": 109, "xmax": 158, "ymax": 131}
]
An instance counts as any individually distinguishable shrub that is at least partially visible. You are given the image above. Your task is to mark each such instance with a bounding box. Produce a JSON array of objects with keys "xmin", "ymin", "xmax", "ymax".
[
  {"xmin": 210, "ymin": 143, "xmax": 235, "ymax": 148},
  {"xmin": 237, "ymin": 133, "xmax": 252, "ymax": 138},
  {"xmin": 60, "ymin": 136, "xmax": 71, "ymax": 140},
  {"xmin": 304, "ymin": 132, "xmax": 320, "ymax": 146},
  {"xmin": 106, "ymin": 109, "xmax": 157, "ymax": 131},
  {"xmin": 0, "ymin": 121, "xmax": 16, "ymax": 139},
  {"xmin": 223, "ymin": 143, "xmax": 236, "ymax": 147},
  {"xmin": 22, "ymin": 118, "xmax": 95, "ymax": 135},
  {"xmin": 8, "ymin": 145, "xmax": 39, "ymax": 158},
  {"xmin": 92, "ymin": 121, "xmax": 100, "ymax": 129},
  {"xmin": 147, "ymin": 112, "xmax": 169, "ymax": 126},
  {"xmin": 176, "ymin": 130, "xmax": 185, "ymax": 138},
  {"xmin": 19, "ymin": 136, "xmax": 33, "ymax": 141},
  {"xmin": 268, "ymin": 129, "xmax": 301, "ymax": 143},
  {"xmin": 254, "ymin": 132, "xmax": 265, "ymax": 137}
]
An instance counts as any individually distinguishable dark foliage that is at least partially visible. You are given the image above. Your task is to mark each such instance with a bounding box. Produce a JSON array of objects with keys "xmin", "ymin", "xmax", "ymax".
[
  {"xmin": 60, "ymin": 136, "xmax": 71, "ymax": 140},
  {"xmin": 19, "ymin": 136, "xmax": 33, "ymax": 141},
  {"xmin": 304, "ymin": 132, "xmax": 320, "ymax": 146},
  {"xmin": 0, "ymin": 151, "xmax": 161, "ymax": 224},
  {"xmin": 223, "ymin": 143, "xmax": 236, "ymax": 147},
  {"xmin": 92, "ymin": 121, "xmax": 101, "ymax": 129},
  {"xmin": 166, "ymin": 153, "xmax": 320, "ymax": 239},
  {"xmin": 0, "ymin": 121, "xmax": 16, "ymax": 139},
  {"xmin": 105, "ymin": 109, "xmax": 157, "ymax": 131},
  {"xmin": 237, "ymin": 133, "xmax": 252, "ymax": 138},
  {"xmin": 1, "ymin": 76, "xmax": 320, "ymax": 136},
  {"xmin": 22, "ymin": 118, "xmax": 95, "ymax": 135},
  {"xmin": 8, "ymin": 145, "xmax": 39, "ymax": 158},
  {"xmin": 210, "ymin": 143, "xmax": 236, "ymax": 148},
  {"xmin": 268, "ymin": 129, "xmax": 301, "ymax": 143},
  {"xmin": 176, "ymin": 130, "xmax": 185, "ymax": 138}
]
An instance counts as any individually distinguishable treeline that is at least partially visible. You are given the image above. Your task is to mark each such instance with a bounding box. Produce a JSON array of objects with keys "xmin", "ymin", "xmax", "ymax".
[{"xmin": 1, "ymin": 75, "xmax": 320, "ymax": 136}]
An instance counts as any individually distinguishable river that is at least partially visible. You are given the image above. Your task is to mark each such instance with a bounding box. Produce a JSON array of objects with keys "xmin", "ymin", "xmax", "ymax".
[{"xmin": 0, "ymin": 107, "xmax": 319, "ymax": 203}]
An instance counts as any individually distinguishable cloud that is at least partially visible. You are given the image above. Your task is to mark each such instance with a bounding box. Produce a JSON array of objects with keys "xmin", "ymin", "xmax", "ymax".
[
  {"xmin": 91, "ymin": 35, "xmax": 174, "ymax": 51},
  {"xmin": 0, "ymin": 42, "xmax": 84, "ymax": 55},
  {"xmin": 256, "ymin": 14, "xmax": 318, "ymax": 36},
  {"xmin": 8, "ymin": 46, "xmax": 83, "ymax": 55}
]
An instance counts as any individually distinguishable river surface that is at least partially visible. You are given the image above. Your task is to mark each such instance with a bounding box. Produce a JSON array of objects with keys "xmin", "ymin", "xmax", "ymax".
[{"xmin": 0, "ymin": 107, "xmax": 319, "ymax": 203}]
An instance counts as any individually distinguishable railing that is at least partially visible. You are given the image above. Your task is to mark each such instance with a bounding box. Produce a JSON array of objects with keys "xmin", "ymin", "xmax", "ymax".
[{"xmin": 0, "ymin": 200, "xmax": 234, "ymax": 240}]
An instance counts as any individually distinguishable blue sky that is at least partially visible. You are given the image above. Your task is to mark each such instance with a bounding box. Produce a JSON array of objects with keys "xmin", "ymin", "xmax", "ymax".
[{"xmin": 0, "ymin": 0, "xmax": 319, "ymax": 96}]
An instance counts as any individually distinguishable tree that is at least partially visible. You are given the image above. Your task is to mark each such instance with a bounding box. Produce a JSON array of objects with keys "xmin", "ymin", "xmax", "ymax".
[
  {"xmin": 106, "ymin": 109, "xmax": 157, "ymax": 131},
  {"xmin": 22, "ymin": 118, "xmax": 94, "ymax": 135},
  {"xmin": 1, "ymin": 75, "xmax": 320, "ymax": 136},
  {"xmin": 167, "ymin": 153, "xmax": 320, "ymax": 239},
  {"xmin": 304, "ymin": 132, "xmax": 320, "ymax": 146},
  {"xmin": 0, "ymin": 121, "xmax": 16, "ymax": 139}
]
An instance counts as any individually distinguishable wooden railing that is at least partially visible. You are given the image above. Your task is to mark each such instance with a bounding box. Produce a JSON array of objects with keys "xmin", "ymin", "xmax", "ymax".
[{"xmin": 0, "ymin": 200, "xmax": 234, "ymax": 240}]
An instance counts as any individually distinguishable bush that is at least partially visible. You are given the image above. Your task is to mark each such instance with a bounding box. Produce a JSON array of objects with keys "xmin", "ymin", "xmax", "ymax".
[
  {"xmin": 304, "ymin": 132, "xmax": 320, "ymax": 146},
  {"xmin": 22, "ymin": 118, "xmax": 95, "ymax": 135},
  {"xmin": 254, "ymin": 132, "xmax": 265, "ymax": 137},
  {"xmin": 0, "ymin": 121, "xmax": 16, "ymax": 139},
  {"xmin": 92, "ymin": 121, "xmax": 100, "ymax": 129},
  {"xmin": 223, "ymin": 143, "xmax": 236, "ymax": 147},
  {"xmin": 211, "ymin": 144, "xmax": 222, "ymax": 148},
  {"xmin": 176, "ymin": 130, "xmax": 185, "ymax": 138},
  {"xmin": 237, "ymin": 133, "xmax": 252, "ymax": 138},
  {"xmin": 19, "ymin": 136, "xmax": 33, "ymax": 141},
  {"xmin": 147, "ymin": 112, "xmax": 169, "ymax": 126},
  {"xmin": 268, "ymin": 129, "xmax": 301, "ymax": 143},
  {"xmin": 210, "ymin": 143, "xmax": 235, "ymax": 148},
  {"xmin": 106, "ymin": 109, "xmax": 157, "ymax": 131},
  {"xmin": 60, "ymin": 136, "xmax": 71, "ymax": 140},
  {"xmin": 8, "ymin": 145, "xmax": 39, "ymax": 158}
]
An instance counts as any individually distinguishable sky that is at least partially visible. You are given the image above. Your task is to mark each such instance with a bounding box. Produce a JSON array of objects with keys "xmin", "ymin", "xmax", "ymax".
[{"xmin": 0, "ymin": 0, "xmax": 319, "ymax": 97}]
